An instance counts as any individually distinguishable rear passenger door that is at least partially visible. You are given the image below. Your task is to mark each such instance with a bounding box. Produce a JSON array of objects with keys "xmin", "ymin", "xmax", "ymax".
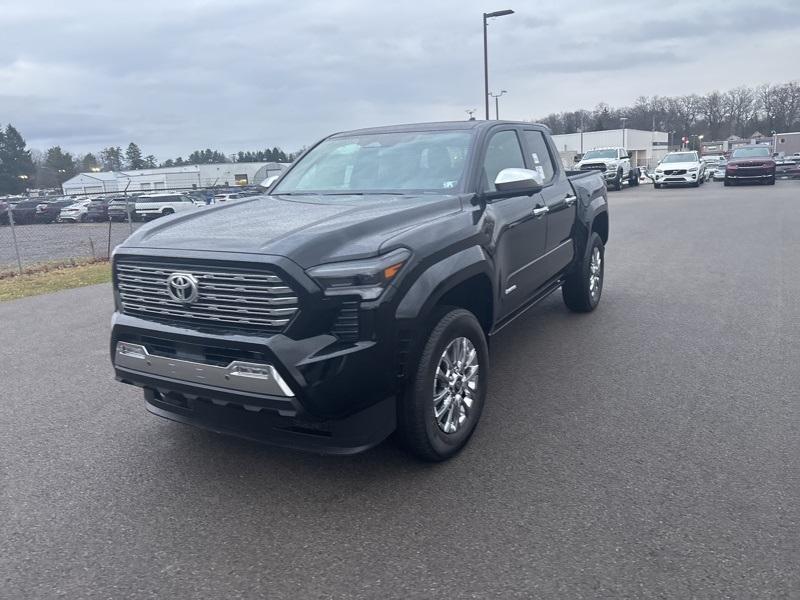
[{"xmin": 521, "ymin": 129, "xmax": 576, "ymax": 275}]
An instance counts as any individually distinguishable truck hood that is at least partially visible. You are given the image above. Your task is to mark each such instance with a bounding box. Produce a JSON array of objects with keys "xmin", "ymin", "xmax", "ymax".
[{"xmin": 121, "ymin": 193, "xmax": 463, "ymax": 268}]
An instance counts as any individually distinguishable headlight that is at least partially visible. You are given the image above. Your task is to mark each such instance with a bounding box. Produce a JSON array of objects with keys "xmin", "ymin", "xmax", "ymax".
[
  {"xmin": 655, "ymin": 169, "xmax": 663, "ymax": 174},
  {"xmin": 688, "ymin": 167, "xmax": 698, "ymax": 172},
  {"xmin": 306, "ymin": 248, "xmax": 411, "ymax": 300}
]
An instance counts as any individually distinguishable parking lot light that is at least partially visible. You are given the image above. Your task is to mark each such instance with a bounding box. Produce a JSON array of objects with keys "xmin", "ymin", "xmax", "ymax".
[{"xmin": 483, "ymin": 9, "xmax": 514, "ymax": 120}]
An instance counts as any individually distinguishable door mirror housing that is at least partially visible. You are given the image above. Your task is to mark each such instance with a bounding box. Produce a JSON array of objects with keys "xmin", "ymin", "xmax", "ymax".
[{"xmin": 493, "ymin": 168, "xmax": 544, "ymax": 195}]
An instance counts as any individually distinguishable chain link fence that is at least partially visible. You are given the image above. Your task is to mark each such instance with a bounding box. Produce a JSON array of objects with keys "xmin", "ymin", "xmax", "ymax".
[{"xmin": 0, "ymin": 187, "xmax": 224, "ymax": 276}]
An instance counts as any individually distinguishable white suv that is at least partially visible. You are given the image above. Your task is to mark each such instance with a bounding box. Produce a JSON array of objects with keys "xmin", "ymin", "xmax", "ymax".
[
  {"xmin": 134, "ymin": 193, "xmax": 203, "ymax": 220},
  {"xmin": 576, "ymin": 147, "xmax": 634, "ymax": 190},
  {"xmin": 653, "ymin": 151, "xmax": 706, "ymax": 188}
]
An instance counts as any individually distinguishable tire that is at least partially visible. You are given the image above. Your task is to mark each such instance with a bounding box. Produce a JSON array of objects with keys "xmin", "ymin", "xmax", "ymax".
[
  {"xmin": 162, "ymin": 208, "xmax": 175, "ymax": 216},
  {"xmin": 767, "ymin": 176, "xmax": 776, "ymax": 185},
  {"xmin": 562, "ymin": 232, "xmax": 604, "ymax": 313},
  {"xmin": 629, "ymin": 168, "xmax": 639, "ymax": 187},
  {"xmin": 397, "ymin": 308, "xmax": 489, "ymax": 461},
  {"xmin": 654, "ymin": 183, "xmax": 661, "ymax": 189},
  {"xmin": 613, "ymin": 170, "xmax": 623, "ymax": 190},
  {"xmin": 724, "ymin": 178, "xmax": 731, "ymax": 186},
  {"xmin": 691, "ymin": 180, "xmax": 700, "ymax": 187}
]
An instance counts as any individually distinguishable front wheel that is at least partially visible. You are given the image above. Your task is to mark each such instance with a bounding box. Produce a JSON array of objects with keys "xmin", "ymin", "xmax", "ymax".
[
  {"xmin": 562, "ymin": 232, "xmax": 604, "ymax": 313},
  {"xmin": 161, "ymin": 208, "xmax": 175, "ymax": 216},
  {"xmin": 398, "ymin": 308, "xmax": 488, "ymax": 461},
  {"xmin": 766, "ymin": 176, "xmax": 776, "ymax": 185},
  {"xmin": 724, "ymin": 178, "xmax": 732, "ymax": 186}
]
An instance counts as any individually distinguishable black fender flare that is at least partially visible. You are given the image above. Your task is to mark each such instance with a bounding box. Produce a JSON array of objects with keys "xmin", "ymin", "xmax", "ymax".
[{"xmin": 395, "ymin": 246, "xmax": 494, "ymax": 322}]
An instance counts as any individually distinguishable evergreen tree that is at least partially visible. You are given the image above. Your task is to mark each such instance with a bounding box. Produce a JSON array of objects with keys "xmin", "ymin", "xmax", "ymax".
[
  {"xmin": 80, "ymin": 152, "xmax": 100, "ymax": 172},
  {"xmin": 125, "ymin": 142, "xmax": 145, "ymax": 170},
  {"xmin": 161, "ymin": 158, "xmax": 175, "ymax": 168},
  {"xmin": 0, "ymin": 124, "xmax": 36, "ymax": 194},
  {"xmin": 143, "ymin": 155, "xmax": 157, "ymax": 169},
  {"xmin": 100, "ymin": 146, "xmax": 123, "ymax": 171}
]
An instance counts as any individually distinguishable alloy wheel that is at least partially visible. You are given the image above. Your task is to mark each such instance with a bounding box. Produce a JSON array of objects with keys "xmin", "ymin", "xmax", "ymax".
[
  {"xmin": 433, "ymin": 337, "xmax": 479, "ymax": 434},
  {"xmin": 589, "ymin": 246, "xmax": 602, "ymax": 301}
]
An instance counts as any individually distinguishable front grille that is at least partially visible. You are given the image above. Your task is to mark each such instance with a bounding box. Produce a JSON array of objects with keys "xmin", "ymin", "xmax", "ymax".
[
  {"xmin": 581, "ymin": 163, "xmax": 606, "ymax": 171},
  {"xmin": 664, "ymin": 169, "xmax": 687, "ymax": 175},
  {"xmin": 116, "ymin": 259, "xmax": 299, "ymax": 334}
]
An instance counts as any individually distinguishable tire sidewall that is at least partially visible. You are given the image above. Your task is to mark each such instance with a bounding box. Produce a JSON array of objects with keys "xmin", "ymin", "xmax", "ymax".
[{"xmin": 412, "ymin": 311, "xmax": 489, "ymax": 459}]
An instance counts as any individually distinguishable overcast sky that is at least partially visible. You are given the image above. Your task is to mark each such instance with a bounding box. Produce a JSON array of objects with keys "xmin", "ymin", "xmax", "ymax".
[{"xmin": 1, "ymin": 0, "xmax": 798, "ymax": 159}]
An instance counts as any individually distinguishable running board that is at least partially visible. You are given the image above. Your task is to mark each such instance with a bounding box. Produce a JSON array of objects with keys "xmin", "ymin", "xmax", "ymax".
[{"xmin": 489, "ymin": 278, "xmax": 565, "ymax": 336}]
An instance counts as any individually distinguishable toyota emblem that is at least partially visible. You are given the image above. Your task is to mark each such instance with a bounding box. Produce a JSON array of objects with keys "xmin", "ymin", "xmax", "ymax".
[{"xmin": 166, "ymin": 272, "xmax": 200, "ymax": 304}]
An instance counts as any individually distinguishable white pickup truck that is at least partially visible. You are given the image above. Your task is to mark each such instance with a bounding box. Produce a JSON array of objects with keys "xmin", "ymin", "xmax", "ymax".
[{"xmin": 575, "ymin": 147, "xmax": 638, "ymax": 191}]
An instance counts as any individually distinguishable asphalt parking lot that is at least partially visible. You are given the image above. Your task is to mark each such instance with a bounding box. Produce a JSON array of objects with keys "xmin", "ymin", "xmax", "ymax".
[{"xmin": 1, "ymin": 181, "xmax": 798, "ymax": 599}]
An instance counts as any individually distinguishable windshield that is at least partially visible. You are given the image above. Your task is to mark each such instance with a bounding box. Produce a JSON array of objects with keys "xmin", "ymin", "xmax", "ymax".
[
  {"xmin": 663, "ymin": 152, "xmax": 697, "ymax": 163},
  {"xmin": 274, "ymin": 130, "xmax": 473, "ymax": 194},
  {"xmin": 731, "ymin": 146, "xmax": 771, "ymax": 159},
  {"xmin": 582, "ymin": 149, "xmax": 617, "ymax": 160}
]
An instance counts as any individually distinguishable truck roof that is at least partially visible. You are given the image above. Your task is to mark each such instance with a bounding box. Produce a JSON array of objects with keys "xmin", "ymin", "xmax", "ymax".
[{"xmin": 331, "ymin": 120, "xmax": 547, "ymax": 138}]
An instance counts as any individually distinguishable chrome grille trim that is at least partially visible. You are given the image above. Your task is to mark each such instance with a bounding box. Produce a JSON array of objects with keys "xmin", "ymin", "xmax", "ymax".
[{"xmin": 116, "ymin": 259, "xmax": 299, "ymax": 332}]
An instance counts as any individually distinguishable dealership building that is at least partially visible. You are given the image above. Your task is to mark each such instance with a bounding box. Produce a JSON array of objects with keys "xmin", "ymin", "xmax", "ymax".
[
  {"xmin": 62, "ymin": 162, "xmax": 288, "ymax": 196},
  {"xmin": 552, "ymin": 128, "xmax": 669, "ymax": 168}
]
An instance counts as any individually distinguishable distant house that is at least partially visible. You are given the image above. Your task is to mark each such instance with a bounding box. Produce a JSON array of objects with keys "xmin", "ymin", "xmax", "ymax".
[{"xmin": 62, "ymin": 162, "xmax": 289, "ymax": 196}]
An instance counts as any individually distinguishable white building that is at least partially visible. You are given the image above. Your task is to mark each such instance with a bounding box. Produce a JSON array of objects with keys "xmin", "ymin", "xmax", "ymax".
[
  {"xmin": 62, "ymin": 162, "xmax": 289, "ymax": 196},
  {"xmin": 552, "ymin": 129, "xmax": 669, "ymax": 168}
]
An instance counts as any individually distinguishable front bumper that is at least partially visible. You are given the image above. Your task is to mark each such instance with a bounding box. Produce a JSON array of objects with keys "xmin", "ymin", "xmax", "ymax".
[
  {"xmin": 654, "ymin": 172, "xmax": 700, "ymax": 185},
  {"xmin": 725, "ymin": 170, "xmax": 774, "ymax": 180},
  {"xmin": 111, "ymin": 310, "xmax": 399, "ymax": 454}
]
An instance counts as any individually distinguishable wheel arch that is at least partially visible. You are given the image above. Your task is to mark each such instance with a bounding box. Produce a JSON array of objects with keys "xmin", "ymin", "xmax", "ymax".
[
  {"xmin": 396, "ymin": 246, "xmax": 495, "ymax": 334},
  {"xmin": 591, "ymin": 211, "xmax": 609, "ymax": 245}
]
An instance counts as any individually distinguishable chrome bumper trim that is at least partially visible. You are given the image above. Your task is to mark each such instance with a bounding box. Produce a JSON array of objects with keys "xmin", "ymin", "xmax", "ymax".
[{"xmin": 114, "ymin": 342, "xmax": 294, "ymax": 397}]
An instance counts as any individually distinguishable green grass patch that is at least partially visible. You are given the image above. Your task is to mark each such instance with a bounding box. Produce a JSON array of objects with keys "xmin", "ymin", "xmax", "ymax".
[{"xmin": 0, "ymin": 260, "xmax": 111, "ymax": 302}]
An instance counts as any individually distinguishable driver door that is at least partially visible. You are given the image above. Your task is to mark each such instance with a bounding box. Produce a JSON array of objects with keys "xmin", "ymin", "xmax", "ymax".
[{"xmin": 481, "ymin": 128, "xmax": 549, "ymax": 317}]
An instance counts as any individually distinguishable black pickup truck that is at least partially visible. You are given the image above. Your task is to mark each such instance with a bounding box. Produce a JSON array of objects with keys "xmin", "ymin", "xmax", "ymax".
[{"xmin": 111, "ymin": 121, "xmax": 608, "ymax": 460}]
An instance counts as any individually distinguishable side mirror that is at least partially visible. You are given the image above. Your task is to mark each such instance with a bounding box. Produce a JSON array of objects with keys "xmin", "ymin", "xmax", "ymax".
[
  {"xmin": 260, "ymin": 174, "xmax": 279, "ymax": 189},
  {"xmin": 494, "ymin": 168, "xmax": 544, "ymax": 194}
]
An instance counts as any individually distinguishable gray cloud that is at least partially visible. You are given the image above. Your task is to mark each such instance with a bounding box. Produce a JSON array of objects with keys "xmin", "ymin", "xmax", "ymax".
[{"xmin": 0, "ymin": 0, "xmax": 797, "ymax": 159}]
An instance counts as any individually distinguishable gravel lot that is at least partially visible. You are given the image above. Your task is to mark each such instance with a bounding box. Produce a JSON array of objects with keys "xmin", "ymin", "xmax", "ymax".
[
  {"xmin": 0, "ymin": 221, "xmax": 142, "ymax": 269},
  {"xmin": 1, "ymin": 181, "xmax": 798, "ymax": 599}
]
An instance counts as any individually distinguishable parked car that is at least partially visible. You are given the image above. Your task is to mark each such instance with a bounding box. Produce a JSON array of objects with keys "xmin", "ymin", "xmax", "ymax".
[
  {"xmin": 134, "ymin": 193, "xmax": 204, "ymax": 220},
  {"xmin": 9, "ymin": 199, "xmax": 42, "ymax": 224},
  {"xmin": 653, "ymin": 151, "xmax": 706, "ymax": 188},
  {"xmin": 110, "ymin": 120, "xmax": 609, "ymax": 460},
  {"xmin": 724, "ymin": 146, "xmax": 776, "ymax": 186},
  {"xmin": 575, "ymin": 147, "xmax": 636, "ymax": 190},
  {"xmin": 85, "ymin": 197, "xmax": 112, "ymax": 222},
  {"xmin": 58, "ymin": 199, "xmax": 92, "ymax": 222},
  {"xmin": 35, "ymin": 198, "xmax": 75, "ymax": 223},
  {"xmin": 711, "ymin": 159, "xmax": 727, "ymax": 181},
  {"xmin": 108, "ymin": 197, "xmax": 137, "ymax": 222},
  {"xmin": 213, "ymin": 192, "xmax": 243, "ymax": 203}
]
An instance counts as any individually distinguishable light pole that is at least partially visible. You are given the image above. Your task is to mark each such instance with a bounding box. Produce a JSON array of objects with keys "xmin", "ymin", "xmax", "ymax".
[
  {"xmin": 483, "ymin": 9, "xmax": 514, "ymax": 120},
  {"xmin": 620, "ymin": 117, "xmax": 628, "ymax": 147},
  {"xmin": 489, "ymin": 90, "xmax": 507, "ymax": 120}
]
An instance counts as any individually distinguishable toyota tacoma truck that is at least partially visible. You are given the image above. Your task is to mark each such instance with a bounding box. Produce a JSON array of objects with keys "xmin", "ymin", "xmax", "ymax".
[
  {"xmin": 110, "ymin": 121, "xmax": 609, "ymax": 461},
  {"xmin": 575, "ymin": 146, "xmax": 637, "ymax": 190}
]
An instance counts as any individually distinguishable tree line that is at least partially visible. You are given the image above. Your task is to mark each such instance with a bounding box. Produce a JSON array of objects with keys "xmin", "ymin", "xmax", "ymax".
[
  {"xmin": 0, "ymin": 129, "xmax": 298, "ymax": 195},
  {"xmin": 535, "ymin": 81, "xmax": 800, "ymax": 143}
]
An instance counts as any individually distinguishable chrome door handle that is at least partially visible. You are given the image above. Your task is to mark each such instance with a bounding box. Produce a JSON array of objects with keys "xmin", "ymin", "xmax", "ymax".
[
  {"xmin": 564, "ymin": 195, "xmax": 577, "ymax": 207},
  {"xmin": 532, "ymin": 206, "xmax": 549, "ymax": 217}
]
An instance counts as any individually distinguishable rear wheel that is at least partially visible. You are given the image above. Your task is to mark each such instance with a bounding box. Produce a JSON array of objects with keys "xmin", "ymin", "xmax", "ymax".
[
  {"xmin": 161, "ymin": 207, "xmax": 175, "ymax": 216},
  {"xmin": 629, "ymin": 168, "xmax": 639, "ymax": 187},
  {"xmin": 562, "ymin": 232, "xmax": 604, "ymax": 313},
  {"xmin": 766, "ymin": 176, "xmax": 776, "ymax": 185},
  {"xmin": 398, "ymin": 308, "xmax": 488, "ymax": 461}
]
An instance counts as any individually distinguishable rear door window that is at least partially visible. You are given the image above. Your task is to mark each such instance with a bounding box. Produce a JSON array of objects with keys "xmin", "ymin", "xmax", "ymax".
[{"xmin": 521, "ymin": 130, "xmax": 556, "ymax": 183}]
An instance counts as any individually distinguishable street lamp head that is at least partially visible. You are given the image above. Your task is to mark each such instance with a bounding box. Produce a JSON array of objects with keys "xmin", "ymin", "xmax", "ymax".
[{"xmin": 485, "ymin": 9, "xmax": 514, "ymax": 18}]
